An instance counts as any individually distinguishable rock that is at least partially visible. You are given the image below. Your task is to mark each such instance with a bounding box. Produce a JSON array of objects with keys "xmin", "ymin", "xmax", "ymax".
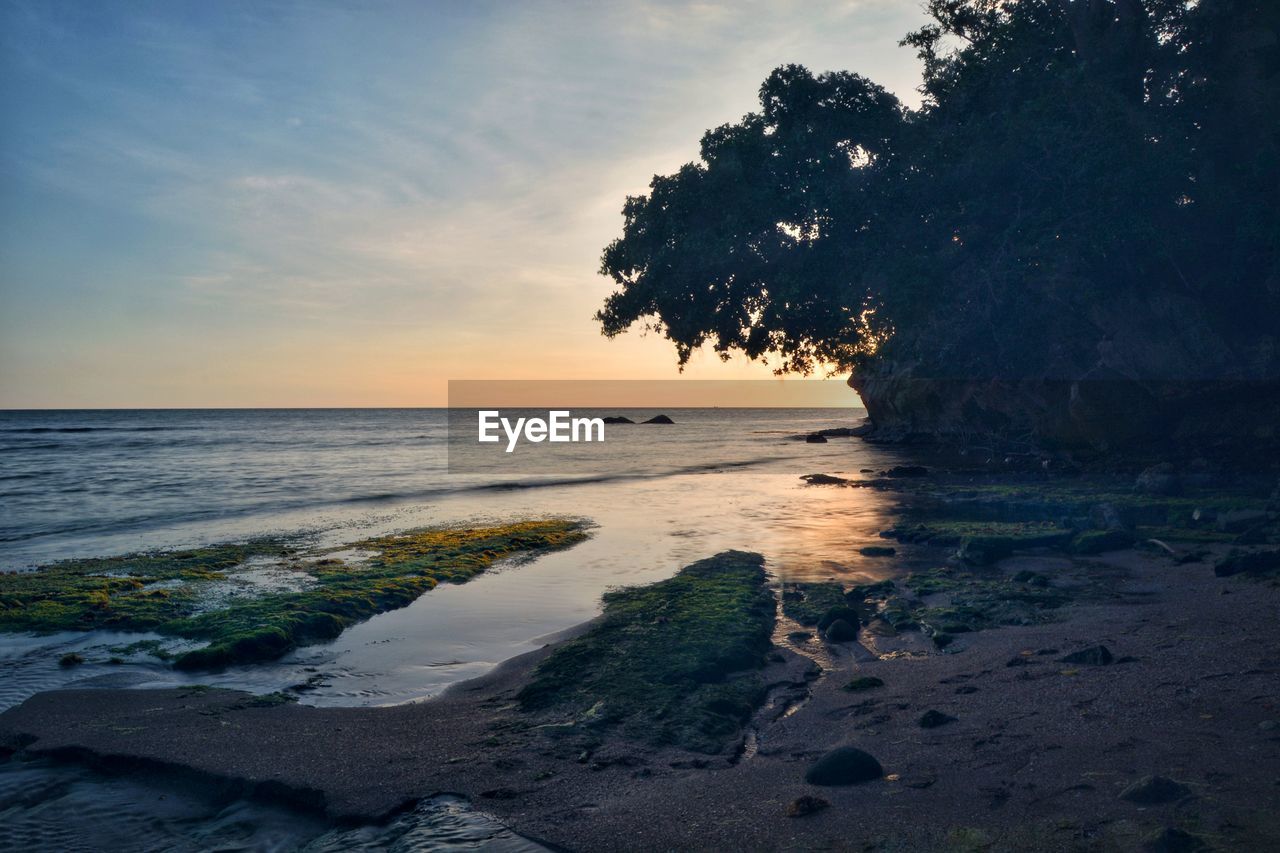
[
  {"xmin": 1119, "ymin": 775, "xmax": 1192, "ymax": 805},
  {"xmin": 786, "ymin": 795, "xmax": 830, "ymax": 817},
  {"xmin": 1136, "ymin": 463, "xmax": 1181, "ymax": 495},
  {"xmin": 1258, "ymin": 720, "xmax": 1278, "ymax": 732},
  {"xmin": 866, "ymin": 618, "xmax": 898, "ymax": 637},
  {"xmin": 817, "ymin": 606, "xmax": 864, "ymax": 631},
  {"xmin": 918, "ymin": 709, "xmax": 957, "ymax": 728},
  {"xmin": 1217, "ymin": 509, "xmax": 1272, "ymax": 533},
  {"xmin": 803, "ymin": 746, "xmax": 883, "ymax": 786},
  {"xmin": 1058, "ymin": 645, "xmax": 1113, "ymax": 666},
  {"xmin": 883, "ymin": 465, "xmax": 929, "ymax": 478},
  {"xmin": 843, "ymin": 676, "xmax": 885, "ymax": 691},
  {"xmin": 858, "ymin": 545, "xmax": 896, "ymax": 557},
  {"xmin": 1214, "ymin": 548, "xmax": 1280, "ymax": 577},
  {"xmin": 932, "ymin": 632, "xmax": 955, "ymax": 649},
  {"xmin": 58, "ymin": 652, "xmax": 84, "ymax": 667},
  {"xmin": 824, "ymin": 618, "xmax": 858, "ymax": 643},
  {"xmin": 801, "ymin": 473, "xmax": 851, "ymax": 486},
  {"xmin": 641, "ymin": 414, "xmax": 674, "ymax": 424},
  {"xmin": 1141, "ymin": 827, "xmax": 1206, "ymax": 853},
  {"xmin": 805, "ymin": 433, "xmax": 828, "ymax": 443},
  {"xmin": 787, "ymin": 631, "xmax": 813, "ymax": 642},
  {"xmin": 601, "ymin": 416, "xmax": 635, "ymax": 424}
]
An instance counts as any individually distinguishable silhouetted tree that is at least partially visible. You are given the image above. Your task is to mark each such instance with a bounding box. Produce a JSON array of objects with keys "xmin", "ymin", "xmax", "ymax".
[{"xmin": 598, "ymin": 0, "xmax": 1279, "ymax": 383}]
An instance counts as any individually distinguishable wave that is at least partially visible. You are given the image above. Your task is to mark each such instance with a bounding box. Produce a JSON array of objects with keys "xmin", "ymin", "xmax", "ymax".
[
  {"xmin": 0, "ymin": 426, "xmax": 197, "ymax": 434},
  {"xmin": 0, "ymin": 453, "xmax": 799, "ymax": 551}
]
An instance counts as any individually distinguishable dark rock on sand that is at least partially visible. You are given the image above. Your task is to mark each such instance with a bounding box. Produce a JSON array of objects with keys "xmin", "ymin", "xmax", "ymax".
[
  {"xmin": 602, "ymin": 416, "xmax": 635, "ymax": 424},
  {"xmin": 1142, "ymin": 827, "xmax": 1207, "ymax": 853},
  {"xmin": 642, "ymin": 414, "xmax": 674, "ymax": 424},
  {"xmin": 883, "ymin": 465, "xmax": 929, "ymax": 478},
  {"xmin": 919, "ymin": 710, "xmax": 957, "ymax": 728},
  {"xmin": 1213, "ymin": 548, "xmax": 1280, "ymax": 577},
  {"xmin": 1136, "ymin": 463, "xmax": 1181, "ymax": 495},
  {"xmin": 1058, "ymin": 645, "xmax": 1114, "ymax": 666},
  {"xmin": 786, "ymin": 795, "xmax": 830, "ymax": 817},
  {"xmin": 859, "ymin": 546, "xmax": 896, "ymax": 557},
  {"xmin": 803, "ymin": 746, "xmax": 883, "ymax": 786},
  {"xmin": 843, "ymin": 676, "xmax": 885, "ymax": 691},
  {"xmin": 817, "ymin": 606, "xmax": 863, "ymax": 632},
  {"xmin": 1119, "ymin": 775, "xmax": 1192, "ymax": 805},
  {"xmin": 824, "ymin": 619, "xmax": 858, "ymax": 643},
  {"xmin": 805, "ymin": 433, "xmax": 828, "ymax": 443}
]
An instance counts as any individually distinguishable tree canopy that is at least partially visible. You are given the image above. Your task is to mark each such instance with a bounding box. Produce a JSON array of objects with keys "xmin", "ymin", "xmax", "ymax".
[{"xmin": 597, "ymin": 0, "xmax": 1279, "ymax": 382}]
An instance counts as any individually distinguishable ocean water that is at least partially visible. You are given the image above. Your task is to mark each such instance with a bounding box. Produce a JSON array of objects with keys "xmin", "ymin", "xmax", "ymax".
[{"xmin": 0, "ymin": 406, "xmax": 922, "ymax": 850}]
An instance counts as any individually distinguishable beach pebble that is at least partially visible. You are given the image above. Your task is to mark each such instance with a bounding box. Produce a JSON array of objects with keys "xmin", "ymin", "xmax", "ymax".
[
  {"xmin": 918, "ymin": 709, "xmax": 957, "ymax": 728},
  {"xmin": 785, "ymin": 795, "xmax": 829, "ymax": 817},
  {"xmin": 823, "ymin": 619, "xmax": 858, "ymax": 643},
  {"xmin": 1118, "ymin": 775, "xmax": 1191, "ymax": 805},
  {"xmin": 803, "ymin": 746, "xmax": 883, "ymax": 786},
  {"xmin": 1058, "ymin": 645, "xmax": 1114, "ymax": 666},
  {"xmin": 1141, "ymin": 826, "xmax": 1206, "ymax": 852}
]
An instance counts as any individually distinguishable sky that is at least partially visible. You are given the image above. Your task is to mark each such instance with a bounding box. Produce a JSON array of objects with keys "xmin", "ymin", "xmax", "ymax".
[{"xmin": 0, "ymin": 0, "xmax": 927, "ymax": 408}]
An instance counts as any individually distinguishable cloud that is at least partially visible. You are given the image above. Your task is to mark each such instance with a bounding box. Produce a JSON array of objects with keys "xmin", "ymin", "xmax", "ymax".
[{"xmin": 0, "ymin": 0, "xmax": 926, "ymax": 405}]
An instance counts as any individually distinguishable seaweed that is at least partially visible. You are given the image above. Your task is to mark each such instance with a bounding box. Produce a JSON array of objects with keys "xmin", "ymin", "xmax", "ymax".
[
  {"xmin": 517, "ymin": 551, "xmax": 776, "ymax": 754},
  {"xmin": 0, "ymin": 520, "xmax": 588, "ymax": 670}
]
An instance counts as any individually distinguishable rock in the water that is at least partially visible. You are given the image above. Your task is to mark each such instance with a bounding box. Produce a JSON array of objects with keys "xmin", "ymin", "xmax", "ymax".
[
  {"xmin": 803, "ymin": 746, "xmax": 883, "ymax": 786},
  {"xmin": 918, "ymin": 709, "xmax": 957, "ymax": 728},
  {"xmin": 1213, "ymin": 548, "xmax": 1280, "ymax": 577},
  {"xmin": 1136, "ymin": 463, "xmax": 1181, "ymax": 495},
  {"xmin": 805, "ymin": 433, "xmax": 828, "ymax": 443},
  {"xmin": 859, "ymin": 545, "xmax": 896, "ymax": 557},
  {"xmin": 641, "ymin": 414, "xmax": 674, "ymax": 424},
  {"xmin": 843, "ymin": 676, "xmax": 885, "ymax": 691},
  {"xmin": 1142, "ymin": 827, "xmax": 1206, "ymax": 853},
  {"xmin": 824, "ymin": 618, "xmax": 858, "ymax": 643},
  {"xmin": 883, "ymin": 465, "xmax": 929, "ymax": 478},
  {"xmin": 817, "ymin": 606, "xmax": 864, "ymax": 631},
  {"xmin": 785, "ymin": 794, "xmax": 830, "ymax": 817},
  {"xmin": 601, "ymin": 416, "xmax": 634, "ymax": 424},
  {"xmin": 801, "ymin": 473, "xmax": 851, "ymax": 486},
  {"xmin": 1119, "ymin": 775, "xmax": 1192, "ymax": 805},
  {"xmin": 1058, "ymin": 645, "xmax": 1114, "ymax": 666}
]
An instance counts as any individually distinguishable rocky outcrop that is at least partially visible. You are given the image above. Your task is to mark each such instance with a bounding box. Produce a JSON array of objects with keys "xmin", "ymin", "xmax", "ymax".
[{"xmin": 849, "ymin": 293, "xmax": 1280, "ymax": 451}]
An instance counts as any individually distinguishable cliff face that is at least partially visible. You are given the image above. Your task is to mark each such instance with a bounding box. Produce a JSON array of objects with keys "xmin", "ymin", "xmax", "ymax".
[{"xmin": 850, "ymin": 293, "xmax": 1280, "ymax": 451}]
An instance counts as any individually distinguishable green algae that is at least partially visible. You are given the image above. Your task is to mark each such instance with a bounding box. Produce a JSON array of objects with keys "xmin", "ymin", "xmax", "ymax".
[
  {"xmin": 780, "ymin": 582, "xmax": 859, "ymax": 628},
  {"xmin": 517, "ymin": 551, "xmax": 776, "ymax": 754},
  {"xmin": 1, "ymin": 520, "xmax": 588, "ymax": 670}
]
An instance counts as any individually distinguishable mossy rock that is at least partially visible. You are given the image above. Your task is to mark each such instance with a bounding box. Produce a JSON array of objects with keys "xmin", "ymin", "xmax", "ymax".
[
  {"xmin": 2, "ymin": 520, "xmax": 588, "ymax": 671},
  {"xmin": 518, "ymin": 551, "xmax": 775, "ymax": 754}
]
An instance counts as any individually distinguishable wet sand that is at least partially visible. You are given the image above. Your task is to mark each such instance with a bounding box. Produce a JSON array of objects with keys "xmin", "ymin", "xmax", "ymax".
[{"xmin": 3, "ymin": 541, "xmax": 1279, "ymax": 851}]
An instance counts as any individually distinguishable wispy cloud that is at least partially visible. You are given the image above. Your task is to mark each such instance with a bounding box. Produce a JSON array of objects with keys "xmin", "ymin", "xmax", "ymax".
[{"xmin": 0, "ymin": 0, "xmax": 926, "ymax": 406}]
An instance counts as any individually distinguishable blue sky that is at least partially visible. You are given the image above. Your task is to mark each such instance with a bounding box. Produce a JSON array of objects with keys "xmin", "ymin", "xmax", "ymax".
[{"xmin": 0, "ymin": 0, "xmax": 926, "ymax": 407}]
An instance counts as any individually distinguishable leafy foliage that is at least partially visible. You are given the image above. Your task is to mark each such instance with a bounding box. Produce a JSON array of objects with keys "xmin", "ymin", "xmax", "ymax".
[{"xmin": 598, "ymin": 0, "xmax": 1279, "ymax": 380}]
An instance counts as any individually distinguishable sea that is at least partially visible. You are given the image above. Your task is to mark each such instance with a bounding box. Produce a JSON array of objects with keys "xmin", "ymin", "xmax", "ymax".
[{"xmin": 0, "ymin": 407, "xmax": 916, "ymax": 851}]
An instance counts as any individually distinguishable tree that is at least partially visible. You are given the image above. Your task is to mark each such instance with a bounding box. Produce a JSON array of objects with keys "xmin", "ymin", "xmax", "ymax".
[{"xmin": 597, "ymin": 0, "xmax": 1279, "ymax": 387}]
